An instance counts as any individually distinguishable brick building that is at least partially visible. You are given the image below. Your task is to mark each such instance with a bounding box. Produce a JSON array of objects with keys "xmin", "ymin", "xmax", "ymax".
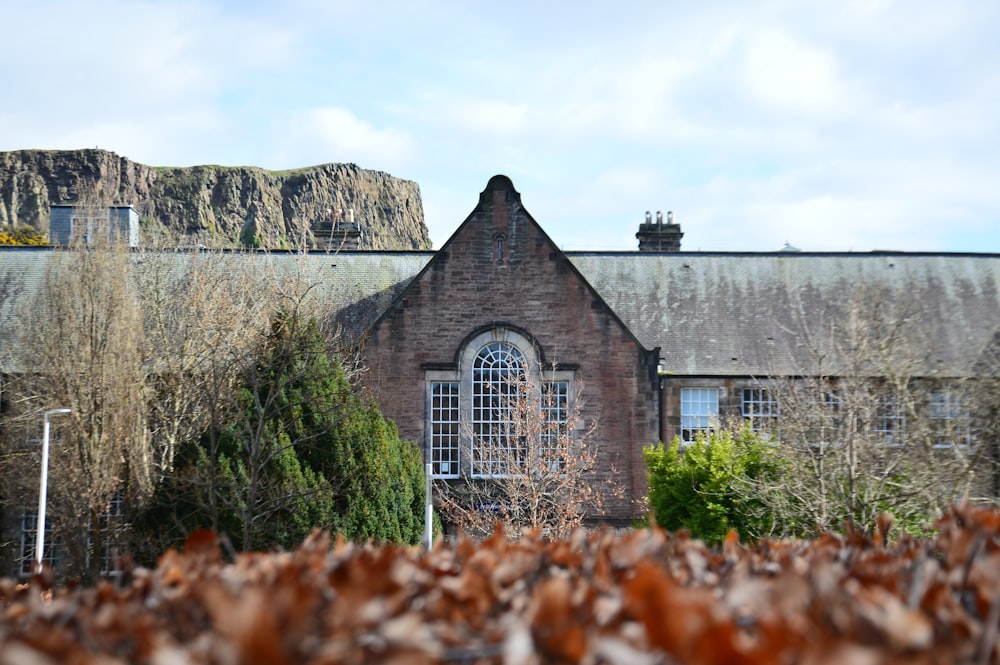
[
  {"xmin": 353, "ymin": 175, "xmax": 1000, "ymax": 525},
  {"xmin": 3, "ymin": 174, "xmax": 1000, "ymax": 547},
  {"xmin": 360, "ymin": 176, "xmax": 660, "ymax": 522}
]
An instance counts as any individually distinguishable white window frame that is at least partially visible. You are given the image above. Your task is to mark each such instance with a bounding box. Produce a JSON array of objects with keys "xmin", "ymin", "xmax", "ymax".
[
  {"xmin": 425, "ymin": 328, "xmax": 574, "ymax": 479},
  {"xmin": 470, "ymin": 341, "xmax": 527, "ymax": 477},
  {"xmin": 929, "ymin": 390, "xmax": 971, "ymax": 448},
  {"xmin": 428, "ymin": 381, "xmax": 461, "ymax": 478},
  {"xmin": 875, "ymin": 393, "xmax": 906, "ymax": 447},
  {"xmin": 541, "ymin": 380, "xmax": 570, "ymax": 471},
  {"xmin": 100, "ymin": 492, "xmax": 127, "ymax": 578},
  {"xmin": 742, "ymin": 387, "xmax": 779, "ymax": 439},
  {"xmin": 680, "ymin": 387, "xmax": 719, "ymax": 444},
  {"xmin": 20, "ymin": 512, "xmax": 60, "ymax": 577},
  {"xmin": 807, "ymin": 391, "xmax": 842, "ymax": 451}
]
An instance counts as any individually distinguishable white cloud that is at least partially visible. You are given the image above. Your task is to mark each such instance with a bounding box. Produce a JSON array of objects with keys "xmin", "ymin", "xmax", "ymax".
[
  {"xmin": 444, "ymin": 101, "xmax": 532, "ymax": 136},
  {"xmin": 740, "ymin": 28, "xmax": 856, "ymax": 117},
  {"xmin": 2, "ymin": 0, "xmax": 999, "ymax": 256},
  {"xmin": 4, "ymin": 1, "xmax": 297, "ymax": 105},
  {"xmin": 55, "ymin": 110, "xmax": 226, "ymax": 162},
  {"xmin": 749, "ymin": 195, "xmax": 913, "ymax": 251},
  {"xmin": 0, "ymin": 0, "xmax": 304, "ymax": 167},
  {"xmin": 282, "ymin": 107, "xmax": 415, "ymax": 170},
  {"xmin": 662, "ymin": 149, "xmax": 1000, "ymax": 254}
]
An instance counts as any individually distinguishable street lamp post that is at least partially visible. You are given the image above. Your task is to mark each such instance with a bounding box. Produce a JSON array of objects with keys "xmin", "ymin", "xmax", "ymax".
[
  {"xmin": 425, "ymin": 463, "xmax": 433, "ymax": 551},
  {"xmin": 36, "ymin": 408, "xmax": 71, "ymax": 574}
]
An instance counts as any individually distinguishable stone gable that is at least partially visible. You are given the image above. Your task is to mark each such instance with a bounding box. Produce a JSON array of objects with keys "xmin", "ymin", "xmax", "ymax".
[{"xmin": 362, "ymin": 176, "xmax": 659, "ymax": 522}]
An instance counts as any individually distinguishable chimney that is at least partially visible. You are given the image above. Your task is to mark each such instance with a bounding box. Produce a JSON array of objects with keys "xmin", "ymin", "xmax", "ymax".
[
  {"xmin": 636, "ymin": 209, "xmax": 683, "ymax": 252},
  {"xmin": 336, "ymin": 207, "xmax": 362, "ymax": 250},
  {"xmin": 313, "ymin": 207, "xmax": 362, "ymax": 251}
]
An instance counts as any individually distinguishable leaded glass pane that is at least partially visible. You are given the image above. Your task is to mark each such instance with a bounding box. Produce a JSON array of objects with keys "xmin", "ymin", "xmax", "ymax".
[
  {"xmin": 680, "ymin": 388, "xmax": 718, "ymax": 443},
  {"xmin": 430, "ymin": 382, "xmax": 461, "ymax": 476},
  {"xmin": 471, "ymin": 342, "xmax": 525, "ymax": 476}
]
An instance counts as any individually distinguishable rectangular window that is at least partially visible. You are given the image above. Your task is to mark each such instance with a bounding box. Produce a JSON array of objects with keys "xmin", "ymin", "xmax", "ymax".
[
  {"xmin": 542, "ymin": 381, "xmax": 569, "ymax": 470},
  {"xmin": 742, "ymin": 388, "xmax": 779, "ymax": 438},
  {"xmin": 806, "ymin": 391, "xmax": 842, "ymax": 450},
  {"xmin": 929, "ymin": 391, "xmax": 970, "ymax": 448},
  {"xmin": 875, "ymin": 393, "xmax": 905, "ymax": 446},
  {"xmin": 101, "ymin": 492, "xmax": 126, "ymax": 577},
  {"xmin": 20, "ymin": 513, "xmax": 60, "ymax": 576},
  {"xmin": 430, "ymin": 382, "xmax": 460, "ymax": 477},
  {"xmin": 680, "ymin": 388, "xmax": 719, "ymax": 443}
]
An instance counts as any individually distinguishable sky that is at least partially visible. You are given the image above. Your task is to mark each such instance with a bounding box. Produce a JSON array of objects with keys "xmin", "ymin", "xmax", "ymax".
[{"xmin": 3, "ymin": 0, "xmax": 999, "ymax": 252}]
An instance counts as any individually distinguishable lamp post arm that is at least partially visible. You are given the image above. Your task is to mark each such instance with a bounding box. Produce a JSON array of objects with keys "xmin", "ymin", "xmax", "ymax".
[
  {"xmin": 35, "ymin": 416, "xmax": 51, "ymax": 573},
  {"xmin": 35, "ymin": 408, "xmax": 70, "ymax": 575}
]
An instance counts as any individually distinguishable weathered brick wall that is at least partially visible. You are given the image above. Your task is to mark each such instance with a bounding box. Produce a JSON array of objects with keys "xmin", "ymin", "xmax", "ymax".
[{"xmin": 361, "ymin": 177, "xmax": 659, "ymax": 523}]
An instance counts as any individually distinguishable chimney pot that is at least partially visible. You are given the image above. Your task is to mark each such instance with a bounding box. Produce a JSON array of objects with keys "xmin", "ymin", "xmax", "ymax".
[{"xmin": 635, "ymin": 207, "xmax": 683, "ymax": 252}]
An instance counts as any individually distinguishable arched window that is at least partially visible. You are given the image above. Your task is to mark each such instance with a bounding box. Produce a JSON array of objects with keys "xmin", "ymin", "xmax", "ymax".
[
  {"xmin": 471, "ymin": 342, "xmax": 525, "ymax": 476},
  {"xmin": 426, "ymin": 328, "xmax": 574, "ymax": 478}
]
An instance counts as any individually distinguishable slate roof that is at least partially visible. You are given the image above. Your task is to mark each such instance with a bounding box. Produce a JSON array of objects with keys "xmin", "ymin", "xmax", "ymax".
[
  {"xmin": 0, "ymin": 247, "xmax": 432, "ymax": 373},
  {"xmin": 268, "ymin": 250, "xmax": 432, "ymax": 340},
  {"xmin": 4, "ymin": 246, "xmax": 999, "ymax": 379},
  {"xmin": 568, "ymin": 251, "xmax": 1000, "ymax": 378}
]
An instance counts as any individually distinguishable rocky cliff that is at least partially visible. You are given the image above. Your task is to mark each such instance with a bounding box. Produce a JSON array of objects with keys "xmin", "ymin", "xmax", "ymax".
[{"xmin": 0, "ymin": 149, "xmax": 429, "ymax": 249}]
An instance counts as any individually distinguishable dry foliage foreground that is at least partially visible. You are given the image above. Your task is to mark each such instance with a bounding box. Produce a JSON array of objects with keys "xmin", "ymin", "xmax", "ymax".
[{"xmin": 3, "ymin": 505, "xmax": 1000, "ymax": 664}]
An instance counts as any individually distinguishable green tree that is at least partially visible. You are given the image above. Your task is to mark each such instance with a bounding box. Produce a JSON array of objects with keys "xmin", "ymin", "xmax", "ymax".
[
  {"xmin": 644, "ymin": 427, "xmax": 787, "ymax": 544},
  {"xmin": 140, "ymin": 311, "xmax": 425, "ymax": 554}
]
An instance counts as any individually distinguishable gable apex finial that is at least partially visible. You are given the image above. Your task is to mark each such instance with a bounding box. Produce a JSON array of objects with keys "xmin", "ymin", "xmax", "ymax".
[
  {"xmin": 479, "ymin": 175, "xmax": 521, "ymax": 206},
  {"xmin": 485, "ymin": 175, "xmax": 514, "ymax": 191}
]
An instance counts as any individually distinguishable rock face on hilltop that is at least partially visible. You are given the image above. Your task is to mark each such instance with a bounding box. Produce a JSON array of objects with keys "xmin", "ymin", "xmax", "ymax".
[{"xmin": 0, "ymin": 149, "xmax": 429, "ymax": 249}]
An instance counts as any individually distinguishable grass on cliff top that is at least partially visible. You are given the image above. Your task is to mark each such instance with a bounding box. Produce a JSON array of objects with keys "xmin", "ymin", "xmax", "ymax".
[{"xmin": 151, "ymin": 164, "xmax": 352, "ymax": 175}]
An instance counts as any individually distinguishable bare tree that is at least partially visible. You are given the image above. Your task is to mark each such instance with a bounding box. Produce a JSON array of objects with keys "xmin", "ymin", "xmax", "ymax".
[
  {"xmin": 971, "ymin": 333, "xmax": 1000, "ymax": 500},
  {"xmin": 745, "ymin": 285, "xmax": 985, "ymax": 535},
  {"xmin": 134, "ymin": 249, "xmax": 275, "ymax": 479},
  {"xmin": 1, "ymin": 225, "xmax": 382, "ymax": 573},
  {"xmin": 132, "ymin": 249, "xmax": 334, "ymax": 533},
  {"xmin": 6, "ymin": 221, "xmax": 148, "ymax": 581},
  {"xmin": 133, "ymin": 250, "xmax": 426, "ymax": 554},
  {"xmin": 436, "ymin": 368, "xmax": 617, "ymax": 541},
  {"xmin": 122, "ymin": 249, "xmax": 281, "ymax": 558}
]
